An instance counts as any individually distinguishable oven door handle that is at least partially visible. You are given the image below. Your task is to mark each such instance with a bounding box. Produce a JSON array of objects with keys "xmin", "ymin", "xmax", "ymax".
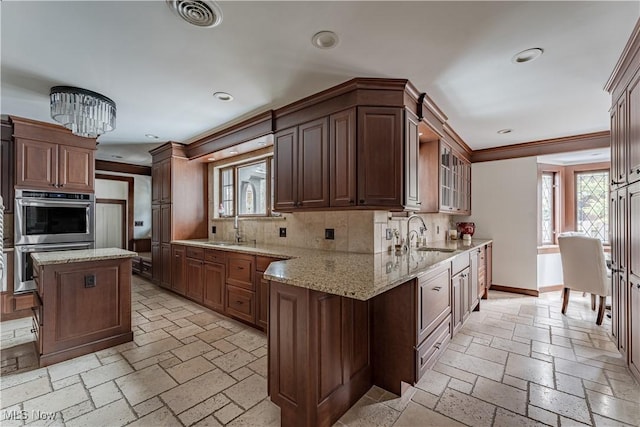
[
  {"xmin": 17, "ymin": 199, "xmax": 93, "ymax": 208},
  {"xmin": 16, "ymin": 243, "xmax": 93, "ymax": 253}
]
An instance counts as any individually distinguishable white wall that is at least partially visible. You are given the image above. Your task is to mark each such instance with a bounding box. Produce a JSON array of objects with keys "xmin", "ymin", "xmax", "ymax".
[
  {"xmin": 95, "ymin": 179, "xmax": 127, "ymax": 200},
  {"xmin": 465, "ymin": 157, "xmax": 538, "ymax": 290},
  {"xmin": 537, "ymin": 253, "xmax": 563, "ymax": 287}
]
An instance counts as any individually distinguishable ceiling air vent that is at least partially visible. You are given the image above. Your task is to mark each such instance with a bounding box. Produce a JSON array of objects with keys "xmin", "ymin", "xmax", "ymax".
[{"xmin": 166, "ymin": 0, "xmax": 223, "ymax": 28}]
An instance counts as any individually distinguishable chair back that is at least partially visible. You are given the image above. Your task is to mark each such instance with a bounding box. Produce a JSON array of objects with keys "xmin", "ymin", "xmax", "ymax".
[{"xmin": 558, "ymin": 234, "xmax": 609, "ymax": 296}]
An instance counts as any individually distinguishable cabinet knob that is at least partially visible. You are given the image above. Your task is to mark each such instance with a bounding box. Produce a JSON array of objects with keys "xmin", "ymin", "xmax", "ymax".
[
  {"xmin": 432, "ymin": 286, "xmax": 442, "ymax": 292},
  {"xmin": 30, "ymin": 328, "xmax": 36, "ymax": 334},
  {"xmin": 359, "ymin": 200, "xmax": 365, "ymax": 204}
]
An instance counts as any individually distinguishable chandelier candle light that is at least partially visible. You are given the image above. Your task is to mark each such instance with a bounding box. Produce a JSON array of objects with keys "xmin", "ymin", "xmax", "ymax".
[{"xmin": 50, "ymin": 86, "xmax": 116, "ymax": 138}]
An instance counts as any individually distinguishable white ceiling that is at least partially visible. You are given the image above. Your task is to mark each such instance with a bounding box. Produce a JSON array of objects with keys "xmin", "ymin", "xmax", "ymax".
[
  {"xmin": 537, "ymin": 147, "xmax": 610, "ymax": 166},
  {"xmin": 1, "ymin": 1, "xmax": 638, "ymax": 165}
]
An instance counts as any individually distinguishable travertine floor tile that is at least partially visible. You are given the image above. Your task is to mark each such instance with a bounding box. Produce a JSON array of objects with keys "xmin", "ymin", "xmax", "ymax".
[
  {"xmin": 435, "ymin": 388, "xmax": 496, "ymax": 427},
  {"xmin": 23, "ymin": 382, "xmax": 88, "ymax": 415},
  {"xmin": 161, "ymin": 369, "xmax": 235, "ymax": 414},
  {"xmin": 555, "ymin": 372, "xmax": 585, "ymax": 397},
  {"xmin": 438, "ymin": 349, "xmax": 504, "ymax": 381},
  {"xmin": 165, "ymin": 356, "xmax": 216, "ymax": 384},
  {"xmin": 227, "ymin": 400, "xmax": 281, "ymax": 427},
  {"xmin": 411, "ymin": 389, "xmax": 439, "ymax": 409},
  {"xmin": 225, "ymin": 329, "xmax": 266, "ymax": 352},
  {"xmin": 529, "ymin": 383, "xmax": 591, "ymax": 424},
  {"xmin": 133, "ymin": 396, "xmax": 164, "ymax": 418},
  {"xmin": 127, "ymin": 407, "xmax": 182, "ymax": 427},
  {"xmin": 178, "ymin": 393, "xmax": 230, "ymax": 426},
  {"xmin": 555, "ymin": 358, "xmax": 609, "ymax": 385},
  {"xmin": 505, "ymin": 353, "xmax": 555, "ymax": 388},
  {"xmin": 490, "ymin": 336, "xmax": 531, "ymax": 356},
  {"xmin": 171, "ymin": 339, "xmax": 214, "ymax": 362},
  {"xmin": 393, "ymin": 401, "xmax": 464, "ymax": 427},
  {"xmin": 115, "ymin": 364, "xmax": 178, "ymax": 406},
  {"xmin": 214, "ymin": 402, "xmax": 244, "ymax": 424},
  {"xmin": 493, "ymin": 407, "xmax": 547, "ymax": 427},
  {"xmin": 1, "ymin": 375, "xmax": 52, "ymax": 409},
  {"xmin": 586, "ymin": 389, "xmax": 640, "ymax": 425},
  {"xmin": 211, "ymin": 348, "xmax": 256, "ymax": 373},
  {"xmin": 223, "ymin": 374, "xmax": 267, "ymax": 410},
  {"xmin": 337, "ymin": 395, "xmax": 400, "ymax": 427},
  {"xmin": 465, "ymin": 342, "xmax": 508, "ymax": 364},
  {"xmin": 80, "ymin": 359, "xmax": 133, "ymax": 388},
  {"xmin": 47, "ymin": 354, "xmax": 100, "ymax": 382},
  {"xmin": 88, "ymin": 380, "xmax": 122, "ymax": 408},
  {"xmin": 65, "ymin": 399, "xmax": 135, "ymax": 427},
  {"xmin": 472, "ymin": 376, "xmax": 527, "ymax": 415}
]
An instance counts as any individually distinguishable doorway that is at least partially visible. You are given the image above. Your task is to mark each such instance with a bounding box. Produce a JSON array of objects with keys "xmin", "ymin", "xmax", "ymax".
[{"xmin": 95, "ymin": 199, "xmax": 126, "ymax": 249}]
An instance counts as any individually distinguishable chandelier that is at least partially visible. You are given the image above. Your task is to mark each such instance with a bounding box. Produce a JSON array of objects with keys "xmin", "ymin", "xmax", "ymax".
[{"xmin": 50, "ymin": 86, "xmax": 116, "ymax": 138}]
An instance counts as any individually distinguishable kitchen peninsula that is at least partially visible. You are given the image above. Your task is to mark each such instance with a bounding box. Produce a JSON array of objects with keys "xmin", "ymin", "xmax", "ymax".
[
  {"xmin": 31, "ymin": 248, "xmax": 136, "ymax": 367},
  {"xmin": 171, "ymin": 238, "xmax": 492, "ymax": 427}
]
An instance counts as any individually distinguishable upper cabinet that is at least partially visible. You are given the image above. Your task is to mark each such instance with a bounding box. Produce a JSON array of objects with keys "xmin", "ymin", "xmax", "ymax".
[
  {"xmin": 11, "ymin": 117, "xmax": 96, "ymax": 193},
  {"xmin": 628, "ymin": 72, "xmax": 640, "ymax": 184},
  {"xmin": 151, "ymin": 158, "xmax": 172, "ymax": 204}
]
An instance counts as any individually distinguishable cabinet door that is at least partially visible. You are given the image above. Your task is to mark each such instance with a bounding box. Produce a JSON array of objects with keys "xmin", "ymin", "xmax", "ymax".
[
  {"xmin": 329, "ymin": 109, "xmax": 357, "ymax": 207},
  {"xmin": 452, "ymin": 273, "xmax": 462, "ymax": 333},
  {"xmin": 15, "ymin": 138, "xmax": 57, "ymax": 189},
  {"xmin": 152, "ymin": 163, "xmax": 161, "ymax": 204},
  {"xmin": 1, "ymin": 121, "xmax": 15, "ymax": 213},
  {"xmin": 630, "ymin": 278, "xmax": 640, "ymax": 379},
  {"xmin": 629, "ymin": 183, "xmax": 640, "ymax": 287},
  {"xmin": 486, "ymin": 243, "xmax": 493, "ymax": 290},
  {"xmin": 628, "ymin": 73, "xmax": 640, "ymax": 184},
  {"xmin": 357, "ymin": 107, "xmax": 403, "ymax": 207},
  {"xmin": 274, "ymin": 127, "xmax": 298, "ymax": 211},
  {"xmin": 151, "ymin": 205, "xmax": 161, "ymax": 244},
  {"xmin": 469, "ymin": 250, "xmax": 479, "ymax": 310},
  {"xmin": 226, "ymin": 254, "xmax": 255, "ymax": 290},
  {"xmin": 203, "ymin": 262, "xmax": 225, "ymax": 312},
  {"xmin": 439, "ymin": 143, "xmax": 452, "ymax": 211},
  {"xmin": 405, "ymin": 110, "xmax": 420, "ymax": 210},
  {"xmin": 58, "ymin": 145, "xmax": 94, "ymax": 191},
  {"xmin": 298, "ymin": 117, "xmax": 329, "ymax": 208},
  {"xmin": 161, "ymin": 244, "xmax": 172, "ymax": 289},
  {"xmin": 615, "ymin": 95, "xmax": 628, "ymax": 186},
  {"xmin": 160, "ymin": 159, "xmax": 172, "ymax": 204},
  {"xmin": 161, "ymin": 204, "xmax": 172, "ymax": 244},
  {"xmin": 256, "ymin": 271, "xmax": 269, "ymax": 331},
  {"xmin": 151, "ymin": 243, "xmax": 161, "ymax": 284},
  {"xmin": 417, "ymin": 265, "xmax": 450, "ymax": 344},
  {"xmin": 171, "ymin": 245, "xmax": 186, "ymax": 295},
  {"xmin": 461, "ymin": 269, "xmax": 470, "ymax": 322},
  {"xmin": 186, "ymin": 258, "xmax": 204, "ymax": 303}
]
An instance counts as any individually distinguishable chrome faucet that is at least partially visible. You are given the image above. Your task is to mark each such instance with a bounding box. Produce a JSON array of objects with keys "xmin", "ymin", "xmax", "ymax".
[{"xmin": 407, "ymin": 214, "xmax": 427, "ymax": 248}]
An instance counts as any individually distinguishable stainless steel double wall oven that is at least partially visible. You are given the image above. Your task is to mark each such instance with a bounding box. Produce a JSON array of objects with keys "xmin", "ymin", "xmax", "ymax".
[{"xmin": 14, "ymin": 189, "xmax": 95, "ymax": 293}]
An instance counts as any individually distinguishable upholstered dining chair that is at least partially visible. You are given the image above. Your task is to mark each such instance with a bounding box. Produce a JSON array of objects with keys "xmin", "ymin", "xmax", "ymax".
[{"xmin": 558, "ymin": 234, "xmax": 610, "ymax": 325}]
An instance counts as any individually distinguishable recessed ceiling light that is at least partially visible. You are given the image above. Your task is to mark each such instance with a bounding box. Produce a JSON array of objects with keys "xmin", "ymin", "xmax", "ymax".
[
  {"xmin": 111, "ymin": 154, "xmax": 123, "ymax": 159},
  {"xmin": 257, "ymin": 140, "xmax": 267, "ymax": 145},
  {"xmin": 145, "ymin": 134, "xmax": 159, "ymax": 139},
  {"xmin": 213, "ymin": 92, "xmax": 233, "ymax": 101},
  {"xmin": 512, "ymin": 48, "xmax": 544, "ymax": 64},
  {"xmin": 497, "ymin": 129, "xmax": 513, "ymax": 134},
  {"xmin": 311, "ymin": 31, "xmax": 339, "ymax": 49},
  {"xmin": 418, "ymin": 132, "xmax": 423, "ymax": 136},
  {"xmin": 208, "ymin": 157, "xmax": 216, "ymax": 161},
  {"xmin": 229, "ymin": 150, "xmax": 238, "ymax": 155}
]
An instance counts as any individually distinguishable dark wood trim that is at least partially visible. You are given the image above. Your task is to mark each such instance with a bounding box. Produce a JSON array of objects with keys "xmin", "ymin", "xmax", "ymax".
[
  {"xmin": 95, "ymin": 174, "xmax": 134, "ymax": 251},
  {"xmin": 443, "ymin": 124, "xmax": 473, "ymax": 157},
  {"xmin": 186, "ymin": 111, "xmax": 274, "ymax": 160},
  {"xmin": 95, "ymin": 159, "xmax": 151, "ymax": 176},
  {"xmin": 537, "ymin": 164, "xmax": 564, "ymax": 245},
  {"xmin": 9, "ymin": 116, "xmax": 97, "ymax": 149},
  {"xmin": 490, "ymin": 285, "xmax": 539, "ymax": 297},
  {"xmin": 472, "ymin": 131, "xmax": 610, "ymax": 163},
  {"xmin": 563, "ymin": 162, "xmax": 611, "ymax": 234},
  {"xmin": 605, "ymin": 18, "xmax": 640, "ymax": 95},
  {"xmin": 149, "ymin": 142, "xmax": 188, "ymax": 161},
  {"xmin": 539, "ymin": 284, "xmax": 564, "ymax": 293},
  {"xmin": 96, "ymin": 198, "xmax": 127, "ymax": 249}
]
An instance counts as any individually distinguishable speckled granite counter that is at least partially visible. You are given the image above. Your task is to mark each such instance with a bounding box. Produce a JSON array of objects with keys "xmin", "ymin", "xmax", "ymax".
[
  {"xmin": 171, "ymin": 239, "xmax": 491, "ymax": 300},
  {"xmin": 32, "ymin": 248, "xmax": 137, "ymax": 267}
]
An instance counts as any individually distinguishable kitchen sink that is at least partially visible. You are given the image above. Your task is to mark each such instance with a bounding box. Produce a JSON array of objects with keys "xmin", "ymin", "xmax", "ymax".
[
  {"xmin": 208, "ymin": 241, "xmax": 255, "ymax": 247},
  {"xmin": 416, "ymin": 247, "xmax": 456, "ymax": 253}
]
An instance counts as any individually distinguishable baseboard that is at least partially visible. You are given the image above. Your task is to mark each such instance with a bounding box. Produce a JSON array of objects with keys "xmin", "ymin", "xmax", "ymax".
[
  {"xmin": 538, "ymin": 284, "xmax": 563, "ymax": 293},
  {"xmin": 490, "ymin": 285, "xmax": 539, "ymax": 297}
]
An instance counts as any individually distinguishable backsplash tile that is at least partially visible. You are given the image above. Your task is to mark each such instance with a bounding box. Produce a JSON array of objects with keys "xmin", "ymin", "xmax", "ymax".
[{"xmin": 209, "ymin": 211, "xmax": 452, "ymax": 254}]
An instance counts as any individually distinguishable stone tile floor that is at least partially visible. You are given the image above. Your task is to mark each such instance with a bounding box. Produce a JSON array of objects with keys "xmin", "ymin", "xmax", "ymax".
[{"xmin": 1, "ymin": 275, "xmax": 639, "ymax": 426}]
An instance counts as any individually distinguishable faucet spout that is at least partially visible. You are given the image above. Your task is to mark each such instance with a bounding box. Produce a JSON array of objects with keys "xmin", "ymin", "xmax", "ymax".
[{"xmin": 407, "ymin": 214, "xmax": 428, "ymax": 248}]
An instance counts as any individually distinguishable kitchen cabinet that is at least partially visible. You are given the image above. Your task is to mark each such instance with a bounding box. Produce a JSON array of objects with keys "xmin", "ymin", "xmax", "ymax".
[
  {"xmin": 185, "ymin": 246, "xmax": 204, "ymax": 303},
  {"xmin": 628, "ymin": 182, "xmax": 640, "ymax": 378},
  {"xmin": 171, "ymin": 245, "xmax": 186, "ymax": 296},
  {"xmin": 611, "ymin": 94, "xmax": 628, "ymax": 188},
  {"xmin": 628, "ymin": 72, "xmax": 640, "ymax": 184},
  {"xmin": 150, "ymin": 143, "xmax": 207, "ymax": 288},
  {"xmin": 611, "ymin": 188, "xmax": 628, "ymax": 356},
  {"xmin": 274, "ymin": 117, "xmax": 329, "ymax": 210},
  {"xmin": 372, "ymin": 263, "xmax": 451, "ymax": 394},
  {"xmin": 15, "ymin": 138, "xmax": 94, "ymax": 192},
  {"xmin": 1, "ymin": 119, "xmax": 14, "ymax": 213},
  {"xmin": 452, "ymin": 268, "xmax": 470, "ymax": 331},
  {"xmin": 203, "ymin": 255, "xmax": 225, "ymax": 312},
  {"xmin": 255, "ymin": 256, "xmax": 279, "ymax": 331},
  {"xmin": 0, "ymin": 249, "xmax": 35, "ymax": 320},
  {"xmin": 274, "ymin": 106, "xmax": 420, "ymax": 212},
  {"xmin": 419, "ymin": 139, "xmax": 471, "ymax": 215}
]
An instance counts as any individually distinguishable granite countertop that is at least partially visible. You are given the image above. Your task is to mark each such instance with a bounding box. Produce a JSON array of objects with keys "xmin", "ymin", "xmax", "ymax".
[
  {"xmin": 32, "ymin": 248, "xmax": 138, "ymax": 267},
  {"xmin": 171, "ymin": 239, "xmax": 492, "ymax": 301}
]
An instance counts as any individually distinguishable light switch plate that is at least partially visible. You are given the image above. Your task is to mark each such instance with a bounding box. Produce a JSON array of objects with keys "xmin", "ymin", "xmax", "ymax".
[
  {"xmin": 385, "ymin": 229, "xmax": 393, "ymax": 240},
  {"xmin": 279, "ymin": 227, "xmax": 287, "ymax": 238}
]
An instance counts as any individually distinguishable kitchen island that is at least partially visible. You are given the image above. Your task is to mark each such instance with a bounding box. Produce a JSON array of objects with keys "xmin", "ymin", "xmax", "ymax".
[{"xmin": 31, "ymin": 248, "xmax": 136, "ymax": 367}]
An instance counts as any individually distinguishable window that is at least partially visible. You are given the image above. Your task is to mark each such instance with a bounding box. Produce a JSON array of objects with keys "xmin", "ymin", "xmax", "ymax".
[
  {"xmin": 575, "ymin": 170, "xmax": 609, "ymax": 242},
  {"xmin": 218, "ymin": 157, "xmax": 273, "ymax": 217},
  {"xmin": 540, "ymin": 172, "xmax": 556, "ymax": 245}
]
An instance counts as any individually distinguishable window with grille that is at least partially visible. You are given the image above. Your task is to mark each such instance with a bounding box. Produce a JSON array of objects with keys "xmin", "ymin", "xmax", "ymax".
[
  {"xmin": 575, "ymin": 171, "xmax": 609, "ymax": 243},
  {"xmin": 218, "ymin": 157, "xmax": 274, "ymax": 217},
  {"xmin": 541, "ymin": 172, "xmax": 556, "ymax": 245}
]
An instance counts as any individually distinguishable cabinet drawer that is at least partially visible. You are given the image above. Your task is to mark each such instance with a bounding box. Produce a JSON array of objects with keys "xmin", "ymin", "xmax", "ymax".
[
  {"xmin": 205, "ymin": 249, "xmax": 226, "ymax": 264},
  {"xmin": 227, "ymin": 254, "xmax": 255, "ymax": 290},
  {"xmin": 132, "ymin": 258, "xmax": 142, "ymax": 273},
  {"xmin": 452, "ymin": 253, "xmax": 470, "ymax": 275},
  {"xmin": 416, "ymin": 318, "xmax": 451, "ymax": 382},
  {"xmin": 14, "ymin": 293, "xmax": 35, "ymax": 311},
  {"xmin": 225, "ymin": 285, "xmax": 255, "ymax": 324},
  {"xmin": 186, "ymin": 246, "xmax": 204, "ymax": 260},
  {"xmin": 256, "ymin": 256, "xmax": 279, "ymax": 272},
  {"xmin": 417, "ymin": 267, "xmax": 451, "ymax": 344}
]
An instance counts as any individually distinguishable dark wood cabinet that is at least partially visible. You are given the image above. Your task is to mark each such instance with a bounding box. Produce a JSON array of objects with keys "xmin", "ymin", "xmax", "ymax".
[
  {"xmin": 171, "ymin": 245, "xmax": 185, "ymax": 296},
  {"xmin": 151, "ymin": 244, "xmax": 161, "ymax": 283},
  {"xmin": 612, "ymin": 94, "xmax": 628, "ymax": 188},
  {"xmin": 274, "ymin": 118, "xmax": 329, "ymax": 210},
  {"xmin": 405, "ymin": 110, "xmax": 421, "ymax": 210},
  {"xmin": 417, "ymin": 265, "xmax": 451, "ymax": 345},
  {"xmin": 269, "ymin": 281, "xmax": 371, "ymax": 427},
  {"xmin": 1, "ymin": 120, "xmax": 14, "ymax": 213},
  {"xmin": 225, "ymin": 285, "xmax": 255, "ymax": 324},
  {"xmin": 151, "ymin": 205, "xmax": 160, "ymax": 244},
  {"xmin": 628, "ymin": 182, "xmax": 640, "ymax": 378},
  {"xmin": 203, "ymin": 260, "xmax": 225, "ymax": 312},
  {"xmin": 15, "ymin": 138, "xmax": 94, "ymax": 192},
  {"xmin": 329, "ymin": 109, "xmax": 357, "ymax": 207},
  {"xmin": 256, "ymin": 272, "xmax": 269, "ymax": 331},
  {"xmin": 357, "ymin": 107, "xmax": 403, "ymax": 207},
  {"xmin": 611, "ymin": 188, "xmax": 628, "ymax": 356},
  {"xmin": 186, "ymin": 258, "xmax": 204, "ymax": 303},
  {"xmin": 152, "ymin": 159, "xmax": 172, "ymax": 204},
  {"xmin": 226, "ymin": 253, "xmax": 255, "ymax": 290},
  {"xmin": 628, "ymin": 73, "xmax": 640, "ymax": 184},
  {"xmin": 452, "ymin": 267, "xmax": 470, "ymax": 333}
]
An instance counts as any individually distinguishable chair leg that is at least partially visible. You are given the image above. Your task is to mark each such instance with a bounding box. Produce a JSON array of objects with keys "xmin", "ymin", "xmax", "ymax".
[
  {"xmin": 596, "ymin": 295, "xmax": 606, "ymax": 325},
  {"xmin": 562, "ymin": 287, "xmax": 570, "ymax": 315},
  {"xmin": 591, "ymin": 294, "xmax": 596, "ymax": 311}
]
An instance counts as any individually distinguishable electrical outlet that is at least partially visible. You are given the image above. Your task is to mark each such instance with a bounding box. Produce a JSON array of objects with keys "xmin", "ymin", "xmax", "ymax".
[
  {"xmin": 84, "ymin": 274, "xmax": 96, "ymax": 288},
  {"xmin": 437, "ymin": 225, "xmax": 440, "ymax": 234},
  {"xmin": 279, "ymin": 227, "xmax": 287, "ymax": 238},
  {"xmin": 385, "ymin": 228, "xmax": 393, "ymax": 240},
  {"xmin": 211, "ymin": 226, "xmax": 216, "ymax": 234},
  {"xmin": 325, "ymin": 228, "xmax": 335, "ymax": 240},
  {"xmin": 134, "ymin": 221, "xmax": 143, "ymax": 227}
]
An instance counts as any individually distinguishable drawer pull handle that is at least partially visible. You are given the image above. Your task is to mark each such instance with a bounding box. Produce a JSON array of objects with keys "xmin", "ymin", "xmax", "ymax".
[
  {"xmin": 30, "ymin": 328, "xmax": 36, "ymax": 333},
  {"xmin": 433, "ymin": 286, "xmax": 442, "ymax": 292},
  {"xmin": 236, "ymin": 267, "xmax": 244, "ymax": 270}
]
